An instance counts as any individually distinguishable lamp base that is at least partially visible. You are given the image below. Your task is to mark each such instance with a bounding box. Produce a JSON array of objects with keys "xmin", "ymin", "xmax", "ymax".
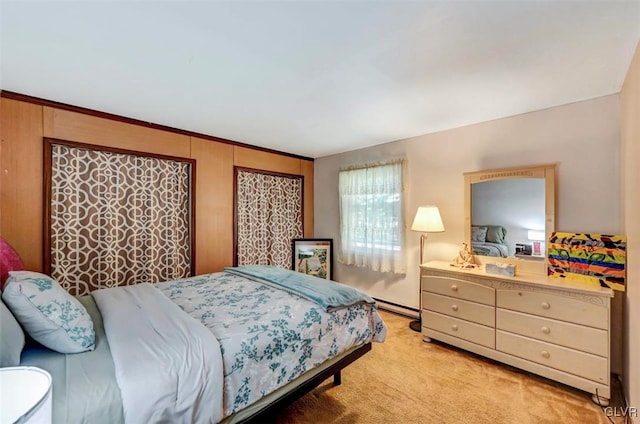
[{"xmin": 409, "ymin": 318, "xmax": 421, "ymax": 332}]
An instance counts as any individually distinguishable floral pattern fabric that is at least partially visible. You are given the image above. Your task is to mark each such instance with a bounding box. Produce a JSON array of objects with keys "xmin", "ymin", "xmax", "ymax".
[
  {"xmin": 2, "ymin": 271, "xmax": 95, "ymax": 353},
  {"xmin": 157, "ymin": 272, "xmax": 386, "ymax": 417},
  {"xmin": 471, "ymin": 226, "xmax": 488, "ymax": 242}
]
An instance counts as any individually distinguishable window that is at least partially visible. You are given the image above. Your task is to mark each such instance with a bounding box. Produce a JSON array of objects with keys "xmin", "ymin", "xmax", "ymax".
[{"xmin": 338, "ymin": 159, "xmax": 406, "ymax": 273}]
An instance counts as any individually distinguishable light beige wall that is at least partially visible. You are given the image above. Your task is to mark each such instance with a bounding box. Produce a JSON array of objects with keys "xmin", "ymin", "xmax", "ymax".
[
  {"xmin": 315, "ymin": 94, "xmax": 622, "ymax": 369},
  {"xmin": 621, "ymin": 41, "xmax": 640, "ymax": 414}
]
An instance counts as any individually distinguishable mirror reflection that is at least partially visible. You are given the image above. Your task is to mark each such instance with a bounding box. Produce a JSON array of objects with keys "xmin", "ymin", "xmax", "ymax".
[{"xmin": 470, "ymin": 178, "xmax": 545, "ymax": 258}]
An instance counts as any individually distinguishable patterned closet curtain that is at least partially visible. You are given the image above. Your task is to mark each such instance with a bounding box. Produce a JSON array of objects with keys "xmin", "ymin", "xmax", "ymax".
[
  {"xmin": 46, "ymin": 139, "xmax": 194, "ymax": 295},
  {"xmin": 235, "ymin": 168, "xmax": 303, "ymax": 268}
]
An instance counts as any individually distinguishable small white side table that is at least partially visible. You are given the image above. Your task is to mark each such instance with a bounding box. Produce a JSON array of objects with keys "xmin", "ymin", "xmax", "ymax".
[{"xmin": 0, "ymin": 366, "xmax": 52, "ymax": 424}]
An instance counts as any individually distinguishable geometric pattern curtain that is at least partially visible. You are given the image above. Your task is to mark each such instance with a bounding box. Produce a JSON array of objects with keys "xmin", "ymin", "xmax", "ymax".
[
  {"xmin": 235, "ymin": 168, "xmax": 303, "ymax": 269},
  {"xmin": 46, "ymin": 140, "xmax": 193, "ymax": 295}
]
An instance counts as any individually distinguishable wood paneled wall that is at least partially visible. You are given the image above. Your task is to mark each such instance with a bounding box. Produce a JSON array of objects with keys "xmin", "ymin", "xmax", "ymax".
[
  {"xmin": 0, "ymin": 97, "xmax": 314, "ymax": 276},
  {"xmin": 0, "ymin": 100, "xmax": 44, "ymax": 271}
]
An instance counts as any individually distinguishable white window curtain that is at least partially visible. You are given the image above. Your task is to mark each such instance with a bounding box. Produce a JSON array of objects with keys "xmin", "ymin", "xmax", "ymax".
[{"xmin": 338, "ymin": 159, "xmax": 406, "ymax": 273}]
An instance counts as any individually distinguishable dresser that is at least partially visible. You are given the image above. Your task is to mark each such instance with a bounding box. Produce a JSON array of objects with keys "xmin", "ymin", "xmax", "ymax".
[{"xmin": 420, "ymin": 260, "xmax": 614, "ymax": 404}]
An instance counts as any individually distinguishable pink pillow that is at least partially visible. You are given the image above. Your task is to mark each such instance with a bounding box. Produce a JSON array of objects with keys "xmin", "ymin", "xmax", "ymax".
[{"xmin": 1, "ymin": 238, "xmax": 25, "ymax": 289}]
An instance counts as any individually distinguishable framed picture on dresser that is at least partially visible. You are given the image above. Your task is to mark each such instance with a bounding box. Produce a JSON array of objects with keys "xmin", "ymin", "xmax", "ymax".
[{"xmin": 292, "ymin": 238, "xmax": 333, "ymax": 280}]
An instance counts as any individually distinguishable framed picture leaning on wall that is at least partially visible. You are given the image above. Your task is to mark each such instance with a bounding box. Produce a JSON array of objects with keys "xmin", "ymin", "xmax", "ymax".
[{"xmin": 291, "ymin": 238, "xmax": 333, "ymax": 280}]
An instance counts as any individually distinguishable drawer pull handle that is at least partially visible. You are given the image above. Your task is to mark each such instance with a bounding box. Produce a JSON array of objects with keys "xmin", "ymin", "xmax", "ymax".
[
  {"xmin": 541, "ymin": 350, "xmax": 550, "ymax": 359},
  {"xmin": 451, "ymin": 285, "xmax": 459, "ymax": 292},
  {"xmin": 541, "ymin": 326, "xmax": 550, "ymax": 334},
  {"xmin": 541, "ymin": 302, "xmax": 551, "ymax": 310},
  {"xmin": 451, "ymin": 324, "xmax": 458, "ymax": 331},
  {"xmin": 451, "ymin": 305, "xmax": 459, "ymax": 312}
]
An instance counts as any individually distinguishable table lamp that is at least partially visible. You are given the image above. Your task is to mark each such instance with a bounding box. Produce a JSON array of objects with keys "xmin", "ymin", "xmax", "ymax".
[{"xmin": 527, "ymin": 229, "xmax": 546, "ymax": 256}]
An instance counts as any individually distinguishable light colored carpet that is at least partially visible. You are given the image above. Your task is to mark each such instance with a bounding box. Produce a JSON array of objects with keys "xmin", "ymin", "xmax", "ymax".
[{"xmin": 275, "ymin": 310, "xmax": 621, "ymax": 424}]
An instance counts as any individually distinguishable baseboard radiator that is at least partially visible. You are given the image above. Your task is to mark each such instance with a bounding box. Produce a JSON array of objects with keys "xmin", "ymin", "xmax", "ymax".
[{"xmin": 373, "ymin": 298, "xmax": 418, "ymax": 319}]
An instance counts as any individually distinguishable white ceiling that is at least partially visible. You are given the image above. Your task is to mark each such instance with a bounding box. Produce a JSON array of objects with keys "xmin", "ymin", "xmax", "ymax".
[{"xmin": 1, "ymin": 1, "xmax": 639, "ymax": 158}]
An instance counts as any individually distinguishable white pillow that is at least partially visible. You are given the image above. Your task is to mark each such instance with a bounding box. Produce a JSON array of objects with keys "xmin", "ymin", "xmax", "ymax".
[{"xmin": 2, "ymin": 271, "xmax": 95, "ymax": 353}]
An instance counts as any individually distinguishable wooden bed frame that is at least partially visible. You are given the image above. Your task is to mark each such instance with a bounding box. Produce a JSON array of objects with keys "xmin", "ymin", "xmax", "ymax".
[{"xmin": 239, "ymin": 342, "xmax": 372, "ymax": 423}]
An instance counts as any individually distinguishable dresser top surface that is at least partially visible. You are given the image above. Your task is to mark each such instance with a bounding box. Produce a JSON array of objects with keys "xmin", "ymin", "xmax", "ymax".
[{"xmin": 421, "ymin": 261, "xmax": 614, "ymax": 298}]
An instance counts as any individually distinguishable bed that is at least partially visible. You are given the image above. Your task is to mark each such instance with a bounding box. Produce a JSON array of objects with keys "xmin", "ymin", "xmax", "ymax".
[
  {"xmin": 470, "ymin": 241, "xmax": 509, "ymax": 257},
  {"xmin": 471, "ymin": 225, "xmax": 508, "ymax": 257},
  {"xmin": 2, "ymin": 265, "xmax": 386, "ymax": 424}
]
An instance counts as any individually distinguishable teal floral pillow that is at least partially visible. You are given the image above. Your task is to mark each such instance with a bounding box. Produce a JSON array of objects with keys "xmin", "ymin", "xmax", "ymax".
[
  {"xmin": 2, "ymin": 271, "xmax": 95, "ymax": 353},
  {"xmin": 471, "ymin": 226, "xmax": 488, "ymax": 242}
]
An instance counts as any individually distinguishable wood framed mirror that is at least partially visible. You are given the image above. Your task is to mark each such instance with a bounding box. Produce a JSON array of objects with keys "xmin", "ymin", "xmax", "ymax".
[{"xmin": 464, "ymin": 164, "xmax": 556, "ymax": 275}]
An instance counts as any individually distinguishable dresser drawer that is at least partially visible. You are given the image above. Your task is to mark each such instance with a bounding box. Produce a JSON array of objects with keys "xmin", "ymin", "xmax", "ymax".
[
  {"xmin": 496, "ymin": 289, "xmax": 608, "ymax": 329},
  {"xmin": 496, "ymin": 309, "xmax": 608, "ymax": 356},
  {"xmin": 496, "ymin": 331, "xmax": 608, "ymax": 383},
  {"xmin": 422, "ymin": 276, "xmax": 494, "ymax": 306},
  {"xmin": 423, "ymin": 292, "xmax": 495, "ymax": 327},
  {"xmin": 422, "ymin": 310, "xmax": 495, "ymax": 348}
]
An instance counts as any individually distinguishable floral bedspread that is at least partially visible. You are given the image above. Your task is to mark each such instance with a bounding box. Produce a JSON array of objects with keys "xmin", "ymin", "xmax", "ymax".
[{"xmin": 156, "ymin": 271, "xmax": 386, "ymax": 417}]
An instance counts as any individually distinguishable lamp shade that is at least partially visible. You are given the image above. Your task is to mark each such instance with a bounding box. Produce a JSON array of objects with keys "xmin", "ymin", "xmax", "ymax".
[
  {"xmin": 411, "ymin": 206, "xmax": 444, "ymax": 233},
  {"xmin": 527, "ymin": 230, "xmax": 545, "ymax": 241},
  {"xmin": 0, "ymin": 367, "xmax": 52, "ymax": 424}
]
